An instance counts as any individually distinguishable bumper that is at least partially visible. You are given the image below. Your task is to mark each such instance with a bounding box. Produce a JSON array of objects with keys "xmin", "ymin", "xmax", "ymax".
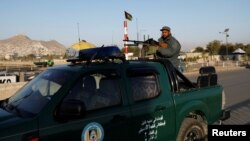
[
  {"xmin": 220, "ymin": 109, "xmax": 231, "ymax": 121},
  {"xmin": 212, "ymin": 109, "xmax": 231, "ymax": 125}
]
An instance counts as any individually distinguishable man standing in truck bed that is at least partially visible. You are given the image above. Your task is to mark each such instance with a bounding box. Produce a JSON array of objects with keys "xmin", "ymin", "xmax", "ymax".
[{"xmin": 156, "ymin": 26, "xmax": 181, "ymax": 68}]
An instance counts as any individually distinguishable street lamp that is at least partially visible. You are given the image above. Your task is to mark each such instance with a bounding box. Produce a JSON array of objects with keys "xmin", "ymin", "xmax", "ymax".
[{"xmin": 219, "ymin": 28, "xmax": 229, "ymax": 60}]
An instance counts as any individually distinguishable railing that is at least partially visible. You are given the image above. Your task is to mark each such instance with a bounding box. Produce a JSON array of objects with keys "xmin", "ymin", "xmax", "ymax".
[{"xmin": 0, "ymin": 61, "xmax": 36, "ymax": 72}]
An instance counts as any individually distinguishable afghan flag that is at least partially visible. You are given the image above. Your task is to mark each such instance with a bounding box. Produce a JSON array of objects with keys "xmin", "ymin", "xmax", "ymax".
[{"xmin": 124, "ymin": 11, "xmax": 133, "ymax": 21}]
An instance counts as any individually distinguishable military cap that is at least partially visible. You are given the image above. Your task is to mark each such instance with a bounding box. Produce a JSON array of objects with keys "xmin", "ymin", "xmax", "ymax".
[{"xmin": 160, "ymin": 26, "xmax": 171, "ymax": 31}]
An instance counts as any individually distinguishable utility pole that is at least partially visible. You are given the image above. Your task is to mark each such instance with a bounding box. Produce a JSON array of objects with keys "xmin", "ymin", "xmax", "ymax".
[
  {"xmin": 219, "ymin": 28, "xmax": 229, "ymax": 60},
  {"xmin": 219, "ymin": 28, "xmax": 229, "ymax": 69},
  {"xmin": 77, "ymin": 23, "xmax": 81, "ymax": 43},
  {"xmin": 136, "ymin": 18, "xmax": 139, "ymax": 41}
]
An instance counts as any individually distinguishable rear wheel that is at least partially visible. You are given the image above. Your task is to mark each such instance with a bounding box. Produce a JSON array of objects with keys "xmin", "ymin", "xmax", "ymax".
[{"xmin": 176, "ymin": 118, "xmax": 207, "ymax": 141}]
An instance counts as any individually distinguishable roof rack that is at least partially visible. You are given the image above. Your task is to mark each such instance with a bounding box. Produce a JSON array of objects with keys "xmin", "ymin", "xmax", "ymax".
[{"xmin": 66, "ymin": 46, "xmax": 125, "ymax": 64}]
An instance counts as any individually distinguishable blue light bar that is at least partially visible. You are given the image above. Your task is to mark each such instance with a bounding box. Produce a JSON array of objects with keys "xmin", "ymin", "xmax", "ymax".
[{"xmin": 78, "ymin": 46, "xmax": 124, "ymax": 61}]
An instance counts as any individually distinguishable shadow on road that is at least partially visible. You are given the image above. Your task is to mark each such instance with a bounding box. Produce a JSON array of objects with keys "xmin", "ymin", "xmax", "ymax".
[{"xmin": 224, "ymin": 98, "xmax": 250, "ymax": 125}]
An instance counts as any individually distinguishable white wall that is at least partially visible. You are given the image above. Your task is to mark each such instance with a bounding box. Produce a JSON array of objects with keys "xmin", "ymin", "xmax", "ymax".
[{"xmin": 0, "ymin": 82, "xmax": 26, "ymax": 100}]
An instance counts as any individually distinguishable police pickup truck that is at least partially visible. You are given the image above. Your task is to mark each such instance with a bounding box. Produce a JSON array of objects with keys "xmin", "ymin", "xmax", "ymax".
[{"xmin": 0, "ymin": 46, "xmax": 230, "ymax": 141}]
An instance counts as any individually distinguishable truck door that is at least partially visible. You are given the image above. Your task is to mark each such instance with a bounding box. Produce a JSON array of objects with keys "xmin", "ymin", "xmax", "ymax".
[
  {"xmin": 38, "ymin": 70, "xmax": 132, "ymax": 141},
  {"xmin": 126, "ymin": 66, "xmax": 176, "ymax": 141}
]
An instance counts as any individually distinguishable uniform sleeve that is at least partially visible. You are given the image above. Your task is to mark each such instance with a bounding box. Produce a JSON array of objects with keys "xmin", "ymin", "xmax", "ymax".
[
  {"xmin": 157, "ymin": 38, "xmax": 181, "ymax": 57},
  {"xmin": 158, "ymin": 38, "xmax": 164, "ymax": 42}
]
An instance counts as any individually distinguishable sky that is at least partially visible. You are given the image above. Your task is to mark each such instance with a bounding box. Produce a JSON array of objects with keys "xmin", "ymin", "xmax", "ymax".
[{"xmin": 1, "ymin": 0, "xmax": 250, "ymax": 51}]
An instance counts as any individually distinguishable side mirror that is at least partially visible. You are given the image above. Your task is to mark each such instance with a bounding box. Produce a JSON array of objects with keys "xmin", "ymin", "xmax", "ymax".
[{"xmin": 55, "ymin": 99, "xmax": 86, "ymax": 120}]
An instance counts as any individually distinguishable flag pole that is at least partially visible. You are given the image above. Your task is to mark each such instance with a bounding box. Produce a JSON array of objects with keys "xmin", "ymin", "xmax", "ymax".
[
  {"xmin": 136, "ymin": 18, "xmax": 139, "ymax": 41},
  {"xmin": 124, "ymin": 19, "xmax": 128, "ymax": 60}
]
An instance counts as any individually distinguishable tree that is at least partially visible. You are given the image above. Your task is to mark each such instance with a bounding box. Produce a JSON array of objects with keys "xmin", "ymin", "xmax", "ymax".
[
  {"xmin": 193, "ymin": 47, "xmax": 205, "ymax": 53},
  {"xmin": 235, "ymin": 43, "xmax": 244, "ymax": 49},
  {"xmin": 218, "ymin": 44, "xmax": 226, "ymax": 55},
  {"xmin": 244, "ymin": 44, "xmax": 250, "ymax": 56},
  {"xmin": 206, "ymin": 40, "xmax": 221, "ymax": 61},
  {"xmin": 227, "ymin": 43, "xmax": 235, "ymax": 54},
  {"xmin": 206, "ymin": 40, "xmax": 221, "ymax": 56}
]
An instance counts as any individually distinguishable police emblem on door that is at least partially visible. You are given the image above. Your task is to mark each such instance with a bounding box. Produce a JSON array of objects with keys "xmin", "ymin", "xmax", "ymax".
[{"xmin": 81, "ymin": 122, "xmax": 104, "ymax": 141}]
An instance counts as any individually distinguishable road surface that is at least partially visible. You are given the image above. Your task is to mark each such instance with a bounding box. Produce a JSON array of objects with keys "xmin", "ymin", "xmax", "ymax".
[{"xmin": 186, "ymin": 68, "xmax": 250, "ymax": 125}]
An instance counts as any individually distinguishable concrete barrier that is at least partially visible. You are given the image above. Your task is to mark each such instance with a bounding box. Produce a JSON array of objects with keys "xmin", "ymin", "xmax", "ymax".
[{"xmin": 0, "ymin": 82, "xmax": 27, "ymax": 100}]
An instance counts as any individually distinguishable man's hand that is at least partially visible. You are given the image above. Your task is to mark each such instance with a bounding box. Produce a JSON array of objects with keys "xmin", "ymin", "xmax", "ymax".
[{"xmin": 159, "ymin": 42, "xmax": 168, "ymax": 48}]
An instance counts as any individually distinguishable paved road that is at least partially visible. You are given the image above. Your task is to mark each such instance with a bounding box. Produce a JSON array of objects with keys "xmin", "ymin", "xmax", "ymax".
[{"xmin": 185, "ymin": 68, "xmax": 250, "ymax": 125}]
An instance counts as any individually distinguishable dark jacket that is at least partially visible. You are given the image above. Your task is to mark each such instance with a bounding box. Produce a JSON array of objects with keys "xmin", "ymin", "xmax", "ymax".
[{"xmin": 156, "ymin": 35, "xmax": 181, "ymax": 68}]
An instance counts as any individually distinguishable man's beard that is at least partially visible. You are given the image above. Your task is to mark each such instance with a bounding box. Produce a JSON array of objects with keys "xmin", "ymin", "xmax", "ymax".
[{"xmin": 162, "ymin": 34, "xmax": 170, "ymax": 39}]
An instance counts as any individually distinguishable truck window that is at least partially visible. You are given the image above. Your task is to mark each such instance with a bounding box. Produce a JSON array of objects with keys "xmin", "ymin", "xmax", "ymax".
[
  {"xmin": 63, "ymin": 71, "xmax": 121, "ymax": 111},
  {"xmin": 5, "ymin": 69, "xmax": 71, "ymax": 117},
  {"xmin": 127, "ymin": 69, "xmax": 160, "ymax": 102},
  {"xmin": 175, "ymin": 69, "xmax": 195, "ymax": 92}
]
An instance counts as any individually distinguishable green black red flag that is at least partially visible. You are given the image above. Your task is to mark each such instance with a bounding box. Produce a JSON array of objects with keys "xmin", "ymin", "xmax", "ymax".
[{"xmin": 124, "ymin": 11, "xmax": 133, "ymax": 21}]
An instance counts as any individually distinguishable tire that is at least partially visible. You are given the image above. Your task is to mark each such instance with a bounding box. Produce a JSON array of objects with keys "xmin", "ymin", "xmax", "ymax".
[{"xmin": 176, "ymin": 118, "xmax": 207, "ymax": 141}]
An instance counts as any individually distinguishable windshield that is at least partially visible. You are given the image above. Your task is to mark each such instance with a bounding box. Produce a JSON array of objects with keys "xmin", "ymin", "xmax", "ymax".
[{"xmin": 5, "ymin": 69, "xmax": 72, "ymax": 117}]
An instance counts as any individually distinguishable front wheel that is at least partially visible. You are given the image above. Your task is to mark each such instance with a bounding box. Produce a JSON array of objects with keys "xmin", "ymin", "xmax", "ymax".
[{"xmin": 176, "ymin": 118, "xmax": 207, "ymax": 141}]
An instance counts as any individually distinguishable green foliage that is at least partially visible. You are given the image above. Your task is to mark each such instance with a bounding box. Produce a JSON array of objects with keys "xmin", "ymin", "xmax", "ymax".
[
  {"xmin": 203, "ymin": 40, "xmax": 250, "ymax": 57},
  {"xmin": 193, "ymin": 47, "xmax": 205, "ymax": 53},
  {"xmin": 184, "ymin": 56, "xmax": 200, "ymax": 62},
  {"xmin": 206, "ymin": 40, "xmax": 221, "ymax": 55},
  {"xmin": 245, "ymin": 44, "xmax": 250, "ymax": 56}
]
